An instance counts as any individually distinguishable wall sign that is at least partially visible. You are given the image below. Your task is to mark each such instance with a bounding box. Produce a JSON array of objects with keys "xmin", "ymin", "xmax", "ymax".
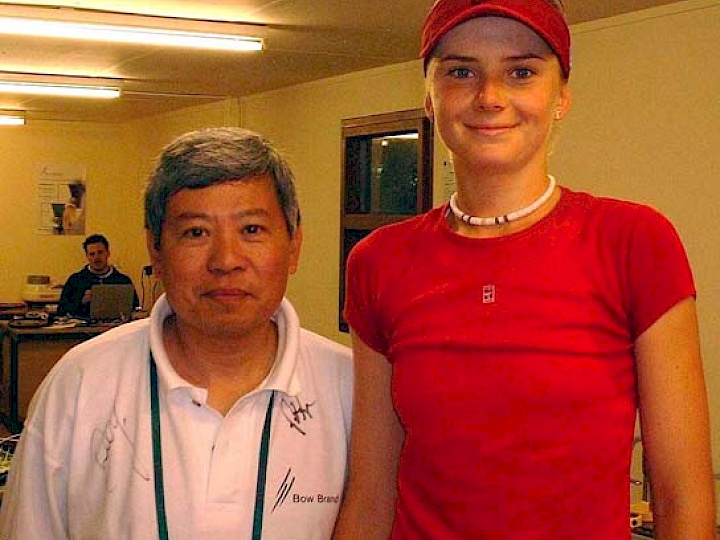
[{"xmin": 37, "ymin": 164, "xmax": 87, "ymax": 235}]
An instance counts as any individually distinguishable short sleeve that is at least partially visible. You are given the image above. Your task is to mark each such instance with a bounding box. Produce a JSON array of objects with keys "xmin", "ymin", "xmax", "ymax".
[
  {"xmin": 625, "ymin": 206, "xmax": 695, "ymax": 338},
  {"xmin": 343, "ymin": 232, "xmax": 391, "ymax": 356}
]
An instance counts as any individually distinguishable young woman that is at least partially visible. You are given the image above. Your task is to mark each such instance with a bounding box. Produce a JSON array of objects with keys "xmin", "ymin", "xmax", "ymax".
[{"xmin": 334, "ymin": 1, "xmax": 715, "ymax": 538}]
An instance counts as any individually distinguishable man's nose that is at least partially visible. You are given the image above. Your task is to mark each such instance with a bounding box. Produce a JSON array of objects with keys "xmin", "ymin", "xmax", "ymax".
[{"xmin": 208, "ymin": 231, "xmax": 247, "ymax": 273}]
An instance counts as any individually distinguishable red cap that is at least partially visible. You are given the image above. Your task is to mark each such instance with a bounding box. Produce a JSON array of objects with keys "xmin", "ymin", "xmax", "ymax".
[{"xmin": 420, "ymin": 0, "xmax": 571, "ymax": 77}]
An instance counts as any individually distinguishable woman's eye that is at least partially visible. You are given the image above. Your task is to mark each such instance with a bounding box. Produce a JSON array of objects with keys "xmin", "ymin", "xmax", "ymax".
[
  {"xmin": 511, "ymin": 67, "xmax": 534, "ymax": 80},
  {"xmin": 449, "ymin": 67, "xmax": 473, "ymax": 79},
  {"xmin": 243, "ymin": 224, "xmax": 262, "ymax": 235}
]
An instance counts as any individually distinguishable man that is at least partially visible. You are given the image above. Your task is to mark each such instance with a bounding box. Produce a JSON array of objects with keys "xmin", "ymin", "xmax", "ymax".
[
  {"xmin": 56, "ymin": 233, "xmax": 139, "ymax": 317},
  {"xmin": 0, "ymin": 128, "xmax": 353, "ymax": 539}
]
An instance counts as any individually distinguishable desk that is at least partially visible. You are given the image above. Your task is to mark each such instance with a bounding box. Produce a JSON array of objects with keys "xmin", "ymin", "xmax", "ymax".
[{"xmin": 0, "ymin": 322, "xmax": 119, "ymax": 433}]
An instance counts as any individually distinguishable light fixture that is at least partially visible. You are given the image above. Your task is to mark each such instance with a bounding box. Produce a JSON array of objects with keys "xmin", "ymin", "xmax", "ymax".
[
  {"xmin": 0, "ymin": 5, "xmax": 265, "ymax": 51},
  {"xmin": 0, "ymin": 113, "xmax": 25, "ymax": 126},
  {"xmin": 0, "ymin": 74, "xmax": 121, "ymax": 99},
  {"xmin": 0, "ymin": 81, "xmax": 120, "ymax": 99}
]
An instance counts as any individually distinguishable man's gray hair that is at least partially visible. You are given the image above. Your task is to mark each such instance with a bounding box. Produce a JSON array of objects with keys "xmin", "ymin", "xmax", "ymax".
[{"xmin": 145, "ymin": 127, "xmax": 300, "ymax": 248}]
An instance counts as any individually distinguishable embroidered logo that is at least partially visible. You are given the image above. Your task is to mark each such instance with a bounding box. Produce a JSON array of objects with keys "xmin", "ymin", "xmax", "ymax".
[
  {"xmin": 482, "ymin": 284, "xmax": 496, "ymax": 304},
  {"xmin": 272, "ymin": 468, "xmax": 341, "ymax": 510},
  {"xmin": 273, "ymin": 469, "xmax": 296, "ymax": 512}
]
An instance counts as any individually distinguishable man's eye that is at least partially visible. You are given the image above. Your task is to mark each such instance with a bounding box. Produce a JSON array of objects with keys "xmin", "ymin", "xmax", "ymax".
[
  {"xmin": 244, "ymin": 224, "xmax": 262, "ymax": 235},
  {"xmin": 182, "ymin": 227, "xmax": 206, "ymax": 238}
]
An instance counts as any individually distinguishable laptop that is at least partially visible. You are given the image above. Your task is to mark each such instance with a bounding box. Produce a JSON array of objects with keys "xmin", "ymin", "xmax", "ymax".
[{"xmin": 89, "ymin": 284, "xmax": 135, "ymax": 322}]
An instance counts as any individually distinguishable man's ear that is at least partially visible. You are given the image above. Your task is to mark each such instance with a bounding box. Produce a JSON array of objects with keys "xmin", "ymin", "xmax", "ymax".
[
  {"xmin": 288, "ymin": 226, "xmax": 303, "ymax": 275},
  {"xmin": 145, "ymin": 230, "xmax": 162, "ymax": 279}
]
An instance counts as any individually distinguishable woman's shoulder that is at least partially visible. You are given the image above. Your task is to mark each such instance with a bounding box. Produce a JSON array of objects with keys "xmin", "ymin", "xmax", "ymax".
[
  {"xmin": 558, "ymin": 187, "xmax": 685, "ymax": 256},
  {"xmin": 561, "ymin": 187, "xmax": 671, "ymax": 225},
  {"xmin": 351, "ymin": 205, "xmax": 446, "ymax": 254}
]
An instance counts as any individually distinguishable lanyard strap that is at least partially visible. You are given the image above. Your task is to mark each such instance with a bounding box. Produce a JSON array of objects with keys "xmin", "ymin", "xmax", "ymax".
[
  {"xmin": 149, "ymin": 356, "xmax": 169, "ymax": 540},
  {"xmin": 149, "ymin": 353, "xmax": 276, "ymax": 540},
  {"xmin": 252, "ymin": 391, "xmax": 275, "ymax": 539}
]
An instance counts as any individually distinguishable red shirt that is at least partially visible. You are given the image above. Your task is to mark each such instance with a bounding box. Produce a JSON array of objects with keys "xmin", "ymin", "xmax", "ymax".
[{"xmin": 345, "ymin": 188, "xmax": 695, "ymax": 540}]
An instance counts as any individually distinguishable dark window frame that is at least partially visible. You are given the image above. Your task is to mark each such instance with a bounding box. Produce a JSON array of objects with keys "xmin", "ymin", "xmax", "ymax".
[{"xmin": 339, "ymin": 109, "xmax": 434, "ymax": 332}]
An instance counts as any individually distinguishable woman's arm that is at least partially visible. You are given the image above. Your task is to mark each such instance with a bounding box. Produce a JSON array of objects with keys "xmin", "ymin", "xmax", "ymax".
[
  {"xmin": 635, "ymin": 297, "xmax": 716, "ymax": 539},
  {"xmin": 333, "ymin": 331, "xmax": 405, "ymax": 539}
]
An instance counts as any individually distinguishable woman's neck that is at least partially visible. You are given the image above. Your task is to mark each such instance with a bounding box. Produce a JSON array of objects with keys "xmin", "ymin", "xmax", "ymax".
[{"xmin": 449, "ymin": 165, "xmax": 559, "ymax": 238}]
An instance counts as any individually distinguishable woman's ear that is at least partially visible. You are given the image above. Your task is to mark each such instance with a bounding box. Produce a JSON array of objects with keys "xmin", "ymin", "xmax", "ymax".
[
  {"xmin": 555, "ymin": 83, "xmax": 572, "ymax": 121},
  {"xmin": 424, "ymin": 93, "xmax": 435, "ymax": 123}
]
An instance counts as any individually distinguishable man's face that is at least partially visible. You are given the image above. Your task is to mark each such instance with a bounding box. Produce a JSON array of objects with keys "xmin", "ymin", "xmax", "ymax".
[
  {"xmin": 85, "ymin": 242, "xmax": 110, "ymax": 273},
  {"xmin": 147, "ymin": 174, "xmax": 302, "ymax": 340}
]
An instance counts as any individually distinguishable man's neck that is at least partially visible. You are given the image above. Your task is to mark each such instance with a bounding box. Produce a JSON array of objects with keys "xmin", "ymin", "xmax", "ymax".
[
  {"xmin": 87, "ymin": 264, "xmax": 112, "ymax": 276},
  {"xmin": 162, "ymin": 315, "xmax": 279, "ymax": 414}
]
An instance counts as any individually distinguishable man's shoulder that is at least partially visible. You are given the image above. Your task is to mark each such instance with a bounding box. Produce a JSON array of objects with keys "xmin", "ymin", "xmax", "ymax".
[
  {"xmin": 25, "ymin": 320, "xmax": 150, "ymax": 425},
  {"xmin": 110, "ymin": 268, "xmax": 134, "ymax": 282},
  {"xmin": 277, "ymin": 299, "xmax": 350, "ymax": 367},
  {"xmin": 294, "ymin": 329, "xmax": 352, "ymax": 410},
  {"xmin": 298, "ymin": 328, "xmax": 351, "ymax": 359},
  {"xmin": 57, "ymin": 319, "xmax": 149, "ymax": 375},
  {"xmin": 297, "ymin": 328, "xmax": 352, "ymax": 377},
  {"xmin": 66, "ymin": 267, "xmax": 90, "ymax": 282}
]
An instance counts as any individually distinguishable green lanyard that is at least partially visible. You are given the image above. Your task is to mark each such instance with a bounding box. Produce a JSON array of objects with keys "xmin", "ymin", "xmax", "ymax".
[{"xmin": 149, "ymin": 353, "xmax": 276, "ymax": 540}]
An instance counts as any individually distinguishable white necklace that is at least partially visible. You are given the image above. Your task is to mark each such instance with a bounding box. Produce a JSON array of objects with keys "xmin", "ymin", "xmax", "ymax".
[{"xmin": 449, "ymin": 175, "xmax": 557, "ymax": 227}]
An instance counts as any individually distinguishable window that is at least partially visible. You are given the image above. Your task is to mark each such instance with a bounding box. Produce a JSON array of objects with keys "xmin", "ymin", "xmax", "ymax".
[{"xmin": 339, "ymin": 109, "xmax": 433, "ymax": 332}]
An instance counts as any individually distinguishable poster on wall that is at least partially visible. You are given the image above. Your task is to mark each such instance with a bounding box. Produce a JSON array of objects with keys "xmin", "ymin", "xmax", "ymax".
[{"xmin": 37, "ymin": 164, "xmax": 87, "ymax": 235}]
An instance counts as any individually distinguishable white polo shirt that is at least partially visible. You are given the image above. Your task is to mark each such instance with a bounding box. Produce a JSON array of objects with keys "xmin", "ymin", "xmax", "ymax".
[{"xmin": 0, "ymin": 295, "xmax": 353, "ymax": 540}]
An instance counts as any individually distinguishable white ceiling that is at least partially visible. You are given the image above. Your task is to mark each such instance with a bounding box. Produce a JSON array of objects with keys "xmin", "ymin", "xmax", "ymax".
[{"xmin": 0, "ymin": 0, "xmax": 684, "ymax": 123}]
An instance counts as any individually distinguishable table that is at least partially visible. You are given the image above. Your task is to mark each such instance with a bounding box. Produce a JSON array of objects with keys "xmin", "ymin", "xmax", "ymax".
[{"xmin": 0, "ymin": 322, "xmax": 120, "ymax": 433}]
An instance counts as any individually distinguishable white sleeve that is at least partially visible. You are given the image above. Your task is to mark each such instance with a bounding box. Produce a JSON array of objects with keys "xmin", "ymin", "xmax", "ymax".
[{"xmin": 0, "ymin": 361, "xmax": 81, "ymax": 540}]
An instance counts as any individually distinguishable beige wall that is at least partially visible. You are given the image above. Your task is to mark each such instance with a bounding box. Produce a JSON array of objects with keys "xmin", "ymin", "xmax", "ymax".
[{"xmin": 0, "ymin": 121, "xmax": 137, "ymax": 301}]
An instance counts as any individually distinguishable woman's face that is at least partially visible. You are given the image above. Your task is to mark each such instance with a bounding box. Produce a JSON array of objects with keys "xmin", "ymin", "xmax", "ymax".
[{"xmin": 424, "ymin": 16, "xmax": 571, "ymax": 176}]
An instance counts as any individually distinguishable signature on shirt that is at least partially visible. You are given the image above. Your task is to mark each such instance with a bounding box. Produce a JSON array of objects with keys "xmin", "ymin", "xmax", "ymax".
[
  {"xmin": 280, "ymin": 396, "xmax": 316, "ymax": 436},
  {"xmin": 91, "ymin": 403, "xmax": 150, "ymax": 486}
]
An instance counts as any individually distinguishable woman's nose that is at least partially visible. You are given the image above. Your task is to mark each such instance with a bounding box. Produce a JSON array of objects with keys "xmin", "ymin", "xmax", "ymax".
[{"xmin": 474, "ymin": 77, "xmax": 507, "ymax": 111}]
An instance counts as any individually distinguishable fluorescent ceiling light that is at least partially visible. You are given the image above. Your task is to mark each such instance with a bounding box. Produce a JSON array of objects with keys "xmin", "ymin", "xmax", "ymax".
[
  {"xmin": 0, "ymin": 6, "xmax": 265, "ymax": 51},
  {"xmin": 382, "ymin": 134, "xmax": 420, "ymax": 140},
  {"xmin": 0, "ymin": 114, "xmax": 25, "ymax": 126},
  {"xmin": 0, "ymin": 80, "xmax": 120, "ymax": 99}
]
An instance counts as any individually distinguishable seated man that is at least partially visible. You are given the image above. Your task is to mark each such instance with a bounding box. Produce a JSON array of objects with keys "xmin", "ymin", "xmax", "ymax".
[
  {"xmin": 56, "ymin": 233, "xmax": 139, "ymax": 317},
  {"xmin": 0, "ymin": 128, "xmax": 353, "ymax": 539}
]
